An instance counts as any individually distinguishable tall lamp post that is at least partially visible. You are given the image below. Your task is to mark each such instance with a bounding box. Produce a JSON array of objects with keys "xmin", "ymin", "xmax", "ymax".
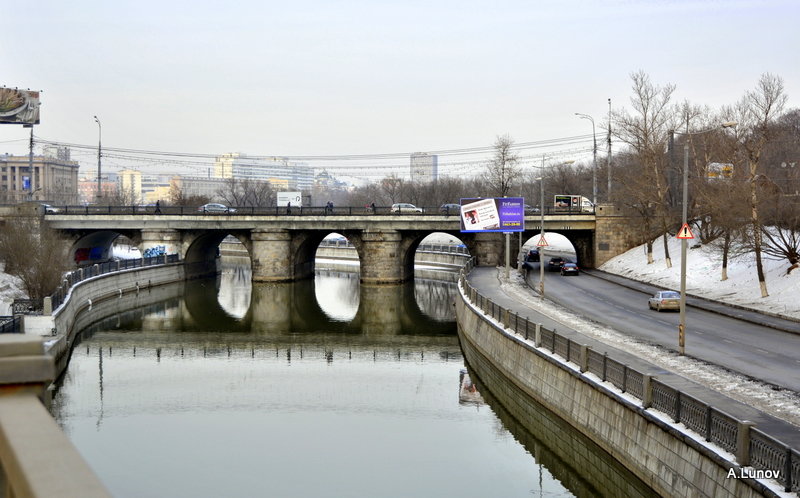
[
  {"xmin": 675, "ymin": 121, "xmax": 737, "ymax": 355},
  {"xmin": 575, "ymin": 113, "xmax": 597, "ymax": 205},
  {"xmin": 94, "ymin": 116, "xmax": 102, "ymax": 202},
  {"xmin": 538, "ymin": 168, "xmax": 545, "ymax": 296}
]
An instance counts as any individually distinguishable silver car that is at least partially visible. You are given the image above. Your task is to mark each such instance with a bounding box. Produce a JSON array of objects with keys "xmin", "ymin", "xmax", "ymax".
[
  {"xmin": 648, "ymin": 291, "xmax": 680, "ymax": 312},
  {"xmin": 391, "ymin": 203, "xmax": 423, "ymax": 213},
  {"xmin": 198, "ymin": 203, "xmax": 236, "ymax": 213}
]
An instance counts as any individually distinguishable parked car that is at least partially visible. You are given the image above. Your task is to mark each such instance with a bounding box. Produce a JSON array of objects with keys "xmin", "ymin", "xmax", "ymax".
[
  {"xmin": 648, "ymin": 291, "xmax": 681, "ymax": 312},
  {"xmin": 560, "ymin": 262, "xmax": 580, "ymax": 276},
  {"xmin": 546, "ymin": 256, "xmax": 566, "ymax": 272},
  {"xmin": 391, "ymin": 203, "xmax": 423, "ymax": 213},
  {"xmin": 198, "ymin": 203, "xmax": 236, "ymax": 213},
  {"xmin": 41, "ymin": 204, "xmax": 59, "ymax": 214},
  {"xmin": 439, "ymin": 203, "xmax": 460, "ymax": 214}
]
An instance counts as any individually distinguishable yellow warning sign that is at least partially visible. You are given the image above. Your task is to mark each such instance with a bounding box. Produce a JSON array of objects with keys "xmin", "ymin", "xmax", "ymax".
[{"xmin": 676, "ymin": 223, "xmax": 695, "ymax": 239}]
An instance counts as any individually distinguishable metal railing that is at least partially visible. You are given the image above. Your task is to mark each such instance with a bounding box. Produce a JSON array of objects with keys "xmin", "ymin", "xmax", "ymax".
[
  {"xmin": 48, "ymin": 254, "xmax": 180, "ymax": 311},
  {"xmin": 458, "ymin": 271, "xmax": 798, "ymax": 494},
  {"xmin": 45, "ymin": 204, "xmax": 595, "ymax": 217},
  {"xmin": 317, "ymin": 238, "xmax": 470, "ymax": 255},
  {"xmin": 0, "ymin": 316, "xmax": 21, "ymax": 334}
]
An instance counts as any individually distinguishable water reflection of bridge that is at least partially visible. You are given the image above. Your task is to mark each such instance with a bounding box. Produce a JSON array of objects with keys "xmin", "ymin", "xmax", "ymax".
[{"xmin": 72, "ymin": 270, "xmax": 460, "ymax": 354}]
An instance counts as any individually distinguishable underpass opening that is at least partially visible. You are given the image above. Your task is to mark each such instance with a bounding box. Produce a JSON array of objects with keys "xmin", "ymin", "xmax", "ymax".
[
  {"xmin": 70, "ymin": 230, "xmax": 141, "ymax": 267},
  {"xmin": 313, "ymin": 232, "xmax": 360, "ymax": 321},
  {"xmin": 521, "ymin": 232, "xmax": 579, "ymax": 273}
]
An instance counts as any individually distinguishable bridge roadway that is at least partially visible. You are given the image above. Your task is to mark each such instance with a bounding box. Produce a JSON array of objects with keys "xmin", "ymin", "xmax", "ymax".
[
  {"xmin": 43, "ymin": 204, "xmax": 605, "ymax": 284},
  {"xmin": 467, "ymin": 266, "xmax": 800, "ymax": 449}
]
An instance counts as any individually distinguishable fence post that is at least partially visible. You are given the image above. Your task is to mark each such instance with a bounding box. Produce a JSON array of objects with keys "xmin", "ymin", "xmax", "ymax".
[
  {"xmin": 79, "ymin": 268, "xmax": 84, "ymax": 281},
  {"xmin": 784, "ymin": 447, "xmax": 792, "ymax": 492},
  {"xmin": 674, "ymin": 391, "xmax": 682, "ymax": 423},
  {"xmin": 622, "ymin": 365, "xmax": 628, "ymax": 393},
  {"xmin": 642, "ymin": 375, "xmax": 653, "ymax": 409},
  {"xmin": 602, "ymin": 353, "xmax": 608, "ymax": 382},
  {"xmin": 705, "ymin": 406, "xmax": 713, "ymax": 442},
  {"xmin": 579, "ymin": 345, "xmax": 589, "ymax": 373},
  {"xmin": 534, "ymin": 323, "xmax": 542, "ymax": 348},
  {"xmin": 735, "ymin": 421, "xmax": 755, "ymax": 466},
  {"xmin": 42, "ymin": 297, "xmax": 52, "ymax": 316}
]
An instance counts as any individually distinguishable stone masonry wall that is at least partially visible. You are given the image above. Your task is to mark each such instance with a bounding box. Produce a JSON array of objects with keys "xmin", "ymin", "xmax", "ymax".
[{"xmin": 455, "ymin": 290, "xmax": 774, "ymax": 498}]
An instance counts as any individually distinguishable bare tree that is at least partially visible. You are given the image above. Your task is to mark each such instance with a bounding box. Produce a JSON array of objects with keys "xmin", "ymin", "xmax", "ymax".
[
  {"xmin": 486, "ymin": 134, "xmax": 521, "ymax": 197},
  {"xmin": 216, "ymin": 178, "xmax": 275, "ymax": 207},
  {"xmin": 731, "ymin": 73, "xmax": 789, "ymax": 296},
  {"xmin": 613, "ymin": 71, "xmax": 679, "ymax": 266},
  {"xmin": 0, "ymin": 217, "xmax": 71, "ymax": 305},
  {"xmin": 380, "ymin": 175, "xmax": 406, "ymax": 204}
]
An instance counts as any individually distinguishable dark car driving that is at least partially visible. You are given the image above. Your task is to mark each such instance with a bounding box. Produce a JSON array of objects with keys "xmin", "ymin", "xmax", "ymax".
[
  {"xmin": 560, "ymin": 262, "xmax": 580, "ymax": 276},
  {"xmin": 546, "ymin": 257, "xmax": 566, "ymax": 272}
]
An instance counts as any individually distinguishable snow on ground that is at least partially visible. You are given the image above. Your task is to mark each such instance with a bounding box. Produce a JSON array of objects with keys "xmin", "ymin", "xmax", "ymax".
[
  {"xmin": 0, "ymin": 263, "xmax": 24, "ymax": 316},
  {"xmin": 600, "ymin": 234, "xmax": 800, "ymax": 320}
]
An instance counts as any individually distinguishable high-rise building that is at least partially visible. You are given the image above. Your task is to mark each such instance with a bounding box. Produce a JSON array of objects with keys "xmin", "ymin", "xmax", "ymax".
[
  {"xmin": 410, "ymin": 152, "xmax": 438, "ymax": 182},
  {"xmin": 0, "ymin": 153, "xmax": 80, "ymax": 204},
  {"xmin": 213, "ymin": 153, "xmax": 314, "ymax": 190}
]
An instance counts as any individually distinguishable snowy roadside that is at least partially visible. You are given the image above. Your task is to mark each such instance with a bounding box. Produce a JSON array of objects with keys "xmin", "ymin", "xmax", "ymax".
[
  {"xmin": 0, "ymin": 264, "xmax": 24, "ymax": 316},
  {"xmin": 599, "ymin": 234, "xmax": 800, "ymax": 321},
  {"xmin": 495, "ymin": 267, "xmax": 800, "ymax": 428}
]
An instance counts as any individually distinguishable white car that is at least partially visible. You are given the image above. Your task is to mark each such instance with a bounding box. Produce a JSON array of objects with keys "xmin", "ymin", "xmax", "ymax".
[
  {"xmin": 648, "ymin": 291, "xmax": 681, "ymax": 312},
  {"xmin": 41, "ymin": 204, "xmax": 59, "ymax": 214},
  {"xmin": 198, "ymin": 203, "xmax": 236, "ymax": 213},
  {"xmin": 391, "ymin": 203, "xmax": 423, "ymax": 213}
]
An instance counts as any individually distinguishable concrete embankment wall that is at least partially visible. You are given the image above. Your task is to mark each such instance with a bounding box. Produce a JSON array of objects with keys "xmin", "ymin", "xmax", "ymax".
[
  {"xmin": 455, "ymin": 285, "xmax": 772, "ymax": 498},
  {"xmin": 42, "ymin": 264, "xmax": 185, "ymax": 370}
]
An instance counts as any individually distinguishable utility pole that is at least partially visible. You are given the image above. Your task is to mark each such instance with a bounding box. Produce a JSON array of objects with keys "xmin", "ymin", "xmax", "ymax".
[
  {"xmin": 94, "ymin": 116, "xmax": 102, "ymax": 202},
  {"xmin": 607, "ymin": 98, "xmax": 612, "ymax": 201}
]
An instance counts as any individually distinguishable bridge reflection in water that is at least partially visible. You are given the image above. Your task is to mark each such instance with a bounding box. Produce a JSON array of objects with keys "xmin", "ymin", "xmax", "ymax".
[{"xmin": 51, "ymin": 266, "xmax": 654, "ymax": 497}]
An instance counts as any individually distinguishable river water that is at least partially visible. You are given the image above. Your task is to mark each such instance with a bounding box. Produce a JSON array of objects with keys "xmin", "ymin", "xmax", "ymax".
[{"xmin": 50, "ymin": 262, "xmax": 652, "ymax": 497}]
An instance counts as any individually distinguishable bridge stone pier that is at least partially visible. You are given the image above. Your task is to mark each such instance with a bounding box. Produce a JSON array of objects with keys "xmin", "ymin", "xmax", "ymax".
[{"xmin": 42, "ymin": 207, "xmax": 644, "ymax": 283}]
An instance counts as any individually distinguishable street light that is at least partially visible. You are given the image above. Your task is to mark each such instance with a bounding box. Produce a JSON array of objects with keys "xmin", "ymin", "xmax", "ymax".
[
  {"xmin": 575, "ymin": 113, "xmax": 598, "ymax": 205},
  {"xmin": 674, "ymin": 121, "xmax": 737, "ymax": 355},
  {"xmin": 94, "ymin": 116, "xmax": 102, "ymax": 202},
  {"xmin": 536, "ymin": 158, "xmax": 574, "ymax": 297}
]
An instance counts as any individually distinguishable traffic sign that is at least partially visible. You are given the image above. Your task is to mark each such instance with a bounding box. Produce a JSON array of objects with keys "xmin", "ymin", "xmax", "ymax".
[
  {"xmin": 676, "ymin": 223, "xmax": 695, "ymax": 239},
  {"xmin": 537, "ymin": 235, "xmax": 549, "ymax": 247}
]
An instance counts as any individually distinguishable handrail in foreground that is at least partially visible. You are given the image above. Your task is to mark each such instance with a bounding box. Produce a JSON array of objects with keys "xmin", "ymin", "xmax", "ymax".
[{"xmin": 457, "ymin": 265, "xmax": 797, "ymax": 494}]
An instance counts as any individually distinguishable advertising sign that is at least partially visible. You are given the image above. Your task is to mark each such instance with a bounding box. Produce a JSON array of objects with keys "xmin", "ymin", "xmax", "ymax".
[
  {"xmin": 460, "ymin": 197, "xmax": 524, "ymax": 232},
  {"xmin": 0, "ymin": 87, "xmax": 40, "ymax": 125},
  {"xmin": 277, "ymin": 191, "xmax": 302, "ymax": 207},
  {"xmin": 22, "ymin": 176, "xmax": 30, "ymax": 190}
]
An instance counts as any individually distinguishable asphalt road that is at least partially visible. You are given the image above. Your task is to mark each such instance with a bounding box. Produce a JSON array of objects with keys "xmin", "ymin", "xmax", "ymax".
[{"xmin": 525, "ymin": 252, "xmax": 800, "ymax": 393}]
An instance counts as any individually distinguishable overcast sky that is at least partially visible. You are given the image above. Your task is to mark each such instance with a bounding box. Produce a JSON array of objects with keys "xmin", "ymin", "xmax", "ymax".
[{"xmin": 2, "ymin": 0, "xmax": 798, "ymax": 171}]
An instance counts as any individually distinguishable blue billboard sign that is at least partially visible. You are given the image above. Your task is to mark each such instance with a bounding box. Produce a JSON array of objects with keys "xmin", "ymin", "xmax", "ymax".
[
  {"xmin": 22, "ymin": 176, "xmax": 30, "ymax": 190},
  {"xmin": 459, "ymin": 197, "xmax": 525, "ymax": 232}
]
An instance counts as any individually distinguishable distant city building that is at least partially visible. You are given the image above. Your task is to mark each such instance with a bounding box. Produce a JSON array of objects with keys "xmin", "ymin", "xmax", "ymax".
[
  {"xmin": 410, "ymin": 152, "xmax": 438, "ymax": 182},
  {"xmin": 171, "ymin": 176, "xmax": 230, "ymax": 202},
  {"xmin": 0, "ymin": 153, "xmax": 80, "ymax": 204},
  {"xmin": 117, "ymin": 169, "xmax": 143, "ymax": 203},
  {"xmin": 78, "ymin": 177, "xmax": 117, "ymax": 204},
  {"xmin": 213, "ymin": 153, "xmax": 314, "ymax": 190}
]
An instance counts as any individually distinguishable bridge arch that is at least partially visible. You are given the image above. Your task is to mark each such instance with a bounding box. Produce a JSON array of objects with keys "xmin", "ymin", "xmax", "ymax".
[
  {"xmin": 68, "ymin": 229, "xmax": 142, "ymax": 266},
  {"xmin": 182, "ymin": 229, "xmax": 253, "ymax": 278}
]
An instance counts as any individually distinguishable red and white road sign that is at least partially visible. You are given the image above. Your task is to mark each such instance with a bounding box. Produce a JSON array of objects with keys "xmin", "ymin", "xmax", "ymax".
[
  {"xmin": 676, "ymin": 223, "xmax": 695, "ymax": 239},
  {"xmin": 537, "ymin": 235, "xmax": 549, "ymax": 247}
]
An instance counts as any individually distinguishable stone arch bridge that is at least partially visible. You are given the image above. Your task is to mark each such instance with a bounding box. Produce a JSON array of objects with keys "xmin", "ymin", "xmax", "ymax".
[{"xmin": 42, "ymin": 204, "xmax": 635, "ymax": 284}]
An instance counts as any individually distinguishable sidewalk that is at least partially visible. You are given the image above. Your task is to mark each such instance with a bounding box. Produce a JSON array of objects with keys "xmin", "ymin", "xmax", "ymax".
[{"xmin": 467, "ymin": 266, "xmax": 800, "ymax": 448}]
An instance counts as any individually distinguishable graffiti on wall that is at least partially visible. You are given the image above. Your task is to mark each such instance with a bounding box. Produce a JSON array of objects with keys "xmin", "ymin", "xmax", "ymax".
[{"xmin": 142, "ymin": 245, "xmax": 166, "ymax": 258}]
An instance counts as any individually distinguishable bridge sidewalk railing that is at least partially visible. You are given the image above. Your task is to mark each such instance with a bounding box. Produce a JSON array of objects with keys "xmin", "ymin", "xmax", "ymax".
[
  {"xmin": 47, "ymin": 254, "xmax": 180, "ymax": 314},
  {"xmin": 457, "ymin": 268, "xmax": 798, "ymax": 494}
]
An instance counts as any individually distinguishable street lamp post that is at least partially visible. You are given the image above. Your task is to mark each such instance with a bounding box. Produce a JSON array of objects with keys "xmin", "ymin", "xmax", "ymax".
[
  {"xmin": 575, "ymin": 113, "xmax": 598, "ymax": 205},
  {"xmin": 538, "ymin": 168, "xmax": 545, "ymax": 297},
  {"xmin": 676, "ymin": 121, "xmax": 737, "ymax": 355},
  {"xmin": 94, "ymin": 116, "xmax": 102, "ymax": 202}
]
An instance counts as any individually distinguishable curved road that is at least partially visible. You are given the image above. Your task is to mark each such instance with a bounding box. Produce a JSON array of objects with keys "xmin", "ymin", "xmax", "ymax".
[{"xmin": 526, "ymin": 256, "xmax": 800, "ymax": 393}]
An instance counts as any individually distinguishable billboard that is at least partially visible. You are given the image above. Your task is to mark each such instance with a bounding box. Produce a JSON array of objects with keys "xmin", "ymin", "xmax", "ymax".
[
  {"xmin": 0, "ymin": 87, "xmax": 40, "ymax": 125},
  {"xmin": 460, "ymin": 197, "xmax": 524, "ymax": 232},
  {"xmin": 277, "ymin": 191, "xmax": 302, "ymax": 207}
]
